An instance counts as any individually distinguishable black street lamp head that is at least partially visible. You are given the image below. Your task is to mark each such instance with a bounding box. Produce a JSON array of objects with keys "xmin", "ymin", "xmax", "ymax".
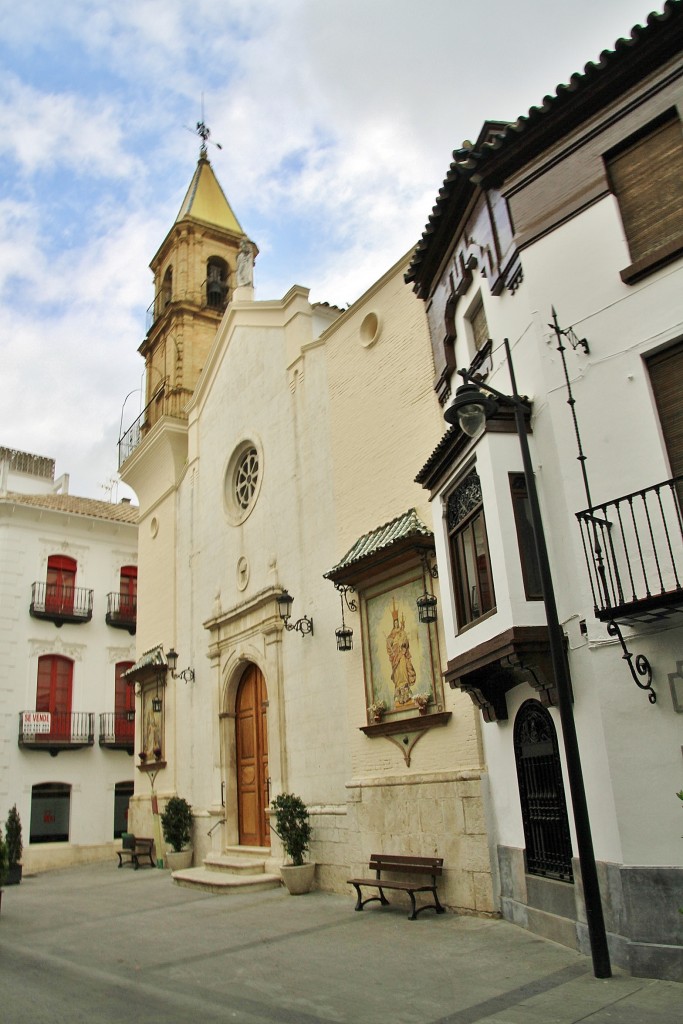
[
  {"xmin": 445, "ymin": 384, "xmax": 498, "ymax": 437},
  {"xmin": 166, "ymin": 648, "xmax": 178, "ymax": 673},
  {"xmin": 276, "ymin": 590, "xmax": 294, "ymax": 621}
]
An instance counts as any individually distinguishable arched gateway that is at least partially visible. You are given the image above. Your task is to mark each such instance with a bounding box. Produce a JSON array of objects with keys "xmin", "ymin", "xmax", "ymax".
[{"xmin": 235, "ymin": 664, "xmax": 270, "ymax": 847}]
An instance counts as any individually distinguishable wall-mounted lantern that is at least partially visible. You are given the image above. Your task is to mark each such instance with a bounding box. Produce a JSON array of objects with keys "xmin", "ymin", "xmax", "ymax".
[
  {"xmin": 416, "ymin": 550, "xmax": 439, "ymax": 624},
  {"xmin": 335, "ymin": 585, "xmax": 357, "ymax": 651},
  {"xmin": 277, "ymin": 590, "xmax": 314, "ymax": 637},
  {"xmin": 166, "ymin": 647, "xmax": 195, "ymax": 683}
]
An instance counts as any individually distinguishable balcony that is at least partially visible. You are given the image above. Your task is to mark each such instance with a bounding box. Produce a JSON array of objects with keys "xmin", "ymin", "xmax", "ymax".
[
  {"xmin": 30, "ymin": 583, "xmax": 93, "ymax": 626},
  {"xmin": 19, "ymin": 711, "xmax": 94, "ymax": 752},
  {"xmin": 99, "ymin": 712, "xmax": 135, "ymax": 752},
  {"xmin": 106, "ymin": 592, "xmax": 137, "ymax": 634},
  {"xmin": 577, "ymin": 476, "xmax": 683, "ymax": 623}
]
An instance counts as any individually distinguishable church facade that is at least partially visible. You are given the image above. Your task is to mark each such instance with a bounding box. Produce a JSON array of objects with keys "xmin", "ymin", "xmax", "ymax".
[{"xmin": 120, "ymin": 148, "xmax": 494, "ymax": 913}]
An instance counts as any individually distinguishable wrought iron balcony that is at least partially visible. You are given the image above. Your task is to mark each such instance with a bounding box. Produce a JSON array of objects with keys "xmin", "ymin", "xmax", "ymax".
[
  {"xmin": 118, "ymin": 382, "xmax": 190, "ymax": 468},
  {"xmin": 30, "ymin": 583, "xmax": 94, "ymax": 626},
  {"xmin": 106, "ymin": 592, "xmax": 137, "ymax": 634},
  {"xmin": 19, "ymin": 711, "xmax": 95, "ymax": 752},
  {"xmin": 99, "ymin": 712, "xmax": 135, "ymax": 751},
  {"xmin": 577, "ymin": 476, "xmax": 683, "ymax": 623}
]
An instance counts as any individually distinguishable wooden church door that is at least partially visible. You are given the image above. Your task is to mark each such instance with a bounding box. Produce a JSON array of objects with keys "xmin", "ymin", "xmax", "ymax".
[{"xmin": 235, "ymin": 665, "xmax": 270, "ymax": 847}]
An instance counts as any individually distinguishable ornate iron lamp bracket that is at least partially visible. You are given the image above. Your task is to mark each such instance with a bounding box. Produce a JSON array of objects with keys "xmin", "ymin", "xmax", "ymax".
[
  {"xmin": 335, "ymin": 584, "xmax": 358, "ymax": 612},
  {"xmin": 606, "ymin": 620, "xmax": 656, "ymax": 703},
  {"xmin": 418, "ymin": 549, "xmax": 438, "ymax": 578}
]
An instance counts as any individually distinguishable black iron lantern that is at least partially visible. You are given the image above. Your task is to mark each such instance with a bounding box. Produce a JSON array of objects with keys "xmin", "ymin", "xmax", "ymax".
[
  {"xmin": 416, "ymin": 591, "xmax": 438, "ymax": 624},
  {"xmin": 276, "ymin": 590, "xmax": 294, "ymax": 621},
  {"xmin": 126, "ymin": 709, "xmax": 135, "ymax": 723},
  {"xmin": 335, "ymin": 625, "xmax": 354, "ymax": 652},
  {"xmin": 151, "ymin": 695, "xmax": 163, "ymax": 713},
  {"xmin": 166, "ymin": 647, "xmax": 178, "ymax": 674},
  {"xmin": 277, "ymin": 589, "xmax": 313, "ymax": 636}
]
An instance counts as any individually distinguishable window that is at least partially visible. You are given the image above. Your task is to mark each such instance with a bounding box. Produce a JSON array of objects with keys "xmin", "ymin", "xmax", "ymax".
[
  {"xmin": 161, "ymin": 266, "xmax": 172, "ymax": 310},
  {"xmin": 647, "ymin": 341, "xmax": 683, "ymax": 480},
  {"xmin": 119, "ymin": 565, "xmax": 137, "ymax": 618},
  {"xmin": 114, "ymin": 781, "xmax": 134, "ymax": 839},
  {"xmin": 206, "ymin": 256, "xmax": 228, "ymax": 310},
  {"xmin": 114, "ymin": 661, "xmax": 135, "ymax": 744},
  {"xmin": 224, "ymin": 439, "xmax": 263, "ymax": 525},
  {"xmin": 510, "ymin": 474, "xmax": 542, "ymax": 600},
  {"xmin": 235, "ymin": 446, "xmax": 259, "ymax": 510},
  {"xmin": 447, "ymin": 469, "xmax": 495, "ymax": 626},
  {"xmin": 46, "ymin": 554, "xmax": 76, "ymax": 615},
  {"xmin": 514, "ymin": 700, "xmax": 573, "ymax": 882},
  {"xmin": 606, "ymin": 112, "xmax": 683, "ymax": 278},
  {"xmin": 468, "ymin": 298, "xmax": 489, "ymax": 352},
  {"xmin": 36, "ymin": 655, "xmax": 73, "ymax": 741},
  {"xmin": 30, "ymin": 783, "xmax": 71, "ymax": 843}
]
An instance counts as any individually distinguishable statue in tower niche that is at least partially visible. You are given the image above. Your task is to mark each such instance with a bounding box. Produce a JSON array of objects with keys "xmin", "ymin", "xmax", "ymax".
[
  {"xmin": 386, "ymin": 598, "xmax": 416, "ymax": 706},
  {"xmin": 236, "ymin": 239, "xmax": 256, "ymax": 287}
]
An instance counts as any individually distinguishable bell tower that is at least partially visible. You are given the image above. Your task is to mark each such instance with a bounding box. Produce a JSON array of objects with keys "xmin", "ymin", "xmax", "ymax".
[{"xmin": 139, "ymin": 141, "xmax": 256, "ymax": 430}]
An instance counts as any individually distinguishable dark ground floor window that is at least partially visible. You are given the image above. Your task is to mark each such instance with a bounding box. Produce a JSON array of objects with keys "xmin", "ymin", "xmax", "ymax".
[
  {"xmin": 514, "ymin": 700, "xmax": 573, "ymax": 882},
  {"xmin": 114, "ymin": 781, "xmax": 134, "ymax": 838},
  {"xmin": 30, "ymin": 782, "xmax": 71, "ymax": 843}
]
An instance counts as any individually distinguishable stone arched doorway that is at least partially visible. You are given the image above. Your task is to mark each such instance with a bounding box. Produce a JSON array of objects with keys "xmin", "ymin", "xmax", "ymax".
[{"xmin": 235, "ymin": 663, "xmax": 270, "ymax": 847}]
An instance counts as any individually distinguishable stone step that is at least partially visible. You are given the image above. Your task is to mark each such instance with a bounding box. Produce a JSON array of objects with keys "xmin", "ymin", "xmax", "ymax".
[
  {"xmin": 203, "ymin": 853, "xmax": 267, "ymax": 874},
  {"xmin": 172, "ymin": 866, "xmax": 282, "ymax": 895},
  {"xmin": 222, "ymin": 845, "xmax": 271, "ymax": 859}
]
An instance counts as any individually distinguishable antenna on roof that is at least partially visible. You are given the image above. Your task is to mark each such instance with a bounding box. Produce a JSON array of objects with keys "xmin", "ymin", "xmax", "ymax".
[{"xmin": 184, "ymin": 94, "xmax": 222, "ymax": 156}]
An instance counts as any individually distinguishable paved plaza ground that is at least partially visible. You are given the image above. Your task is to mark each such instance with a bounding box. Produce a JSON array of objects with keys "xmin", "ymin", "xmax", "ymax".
[{"xmin": 0, "ymin": 862, "xmax": 681, "ymax": 1023}]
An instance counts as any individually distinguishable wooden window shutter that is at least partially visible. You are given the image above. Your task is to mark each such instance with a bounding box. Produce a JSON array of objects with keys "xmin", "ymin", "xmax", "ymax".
[
  {"xmin": 607, "ymin": 115, "xmax": 683, "ymax": 263},
  {"xmin": 470, "ymin": 300, "xmax": 489, "ymax": 352},
  {"xmin": 648, "ymin": 341, "xmax": 683, "ymax": 479}
]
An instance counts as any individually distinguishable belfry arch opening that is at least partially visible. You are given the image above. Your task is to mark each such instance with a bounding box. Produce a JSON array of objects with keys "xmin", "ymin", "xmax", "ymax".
[{"xmin": 206, "ymin": 256, "xmax": 228, "ymax": 311}]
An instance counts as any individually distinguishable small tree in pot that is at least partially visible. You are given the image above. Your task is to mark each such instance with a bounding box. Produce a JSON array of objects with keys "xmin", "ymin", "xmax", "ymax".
[
  {"xmin": 271, "ymin": 793, "xmax": 314, "ymax": 894},
  {"xmin": 5, "ymin": 805, "xmax": 23, "ymax": 885},
  {"xmin": 160, "ymin": 796, "xmax": 193, "ymax": 870}
]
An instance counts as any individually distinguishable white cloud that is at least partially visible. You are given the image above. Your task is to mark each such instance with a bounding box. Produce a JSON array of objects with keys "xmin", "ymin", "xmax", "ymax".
[{"xmin": 0, "ymin": 0, "xmax": 656, "ymax": 497}]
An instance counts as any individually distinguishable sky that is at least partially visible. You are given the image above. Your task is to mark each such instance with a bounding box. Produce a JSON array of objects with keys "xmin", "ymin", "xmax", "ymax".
[{"xmin": 0, "ymin": 0, "xmax": 659, "ymax": 501}]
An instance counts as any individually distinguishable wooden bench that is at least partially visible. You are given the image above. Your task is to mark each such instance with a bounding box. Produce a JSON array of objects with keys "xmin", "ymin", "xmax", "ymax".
[
  {"xmin": 117, "ymin": 833, "xmax": 155, "ymax": 870},
  {"xmin": 348, "ymin": 854, "xmax": 445, "ymax": 921}
]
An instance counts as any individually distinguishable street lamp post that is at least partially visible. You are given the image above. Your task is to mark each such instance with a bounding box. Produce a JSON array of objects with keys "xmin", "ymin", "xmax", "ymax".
[{"xmin": 446, "ymin": 338, "xmax": 611, "ymax": 979}]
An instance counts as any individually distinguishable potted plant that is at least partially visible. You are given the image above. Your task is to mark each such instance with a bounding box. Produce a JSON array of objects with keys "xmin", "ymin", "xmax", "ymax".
[
  {"xmin": 5, "ymin": 805, "xmax": 23, "ymax": 885},
  {"xmin": 270, "ymin": 793, "xmax": 315, "ymax": 894},
  {"xmin": 367, "ymin": 699, "xmax": 386, "ymax": 723},
  {"xmin": 413, "ymin": 692, "xmax": 431, "ymax": 715},
  {"xmin": 160, "ymin": 796, "xmax": 193, "ymax": 870}
]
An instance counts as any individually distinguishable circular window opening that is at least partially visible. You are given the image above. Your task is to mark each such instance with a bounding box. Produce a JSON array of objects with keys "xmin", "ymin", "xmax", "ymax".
[
  {"xmin": 360, "ymin": 311, "xmax": 380, "ymax": 348},
  {"xmin": 224, "ymin": 439, "xmax": 264, "ymax": 525},
  {"xmin": 235, "ymin": 446, "xmax": 259, "ymax": 510}
]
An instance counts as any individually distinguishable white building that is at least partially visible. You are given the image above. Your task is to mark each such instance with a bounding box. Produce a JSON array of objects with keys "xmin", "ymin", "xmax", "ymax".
[
  {"xmin": 0, "ymin": 447, "xmax": 138, "ymax": 872},
  {"xmin": 408, "ymin": 3, "xmax": 683, "ymax": 980},
  {"xmin": 120, "ymin": 146, "xmax": 493, "ymax": 912}
]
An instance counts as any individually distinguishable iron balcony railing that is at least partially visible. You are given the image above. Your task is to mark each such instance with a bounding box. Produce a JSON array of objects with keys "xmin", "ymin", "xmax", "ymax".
[
  {"xmin": 118, "ymin": 381, "xmax": 192, "ymax": 468},
  {"xmin": 576, "ymin": 475, "xmax": 683, "ymax": 621},
  {"xmin": 99, "ymin": 712, "xmax": 135, "ymax": 749},
  {"xmin": 106, "ymin": 592, "xmax": 137, "ymax": 633},
  {"xmin": 118, "ymin": 403, "xmax": 148, "ymax": 467},
  {"xmin": 30, "ymin": 583, "xmax": 94, "ymax": 624},
  {"xmin": 19, "ymin": 711, "xmax": 95, "ymax": 750}
]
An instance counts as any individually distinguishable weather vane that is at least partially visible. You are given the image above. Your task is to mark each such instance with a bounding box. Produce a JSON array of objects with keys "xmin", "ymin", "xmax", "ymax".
[{"xmin": 185, "ymin": 96, "xmax": 222, "ymax": 155}]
